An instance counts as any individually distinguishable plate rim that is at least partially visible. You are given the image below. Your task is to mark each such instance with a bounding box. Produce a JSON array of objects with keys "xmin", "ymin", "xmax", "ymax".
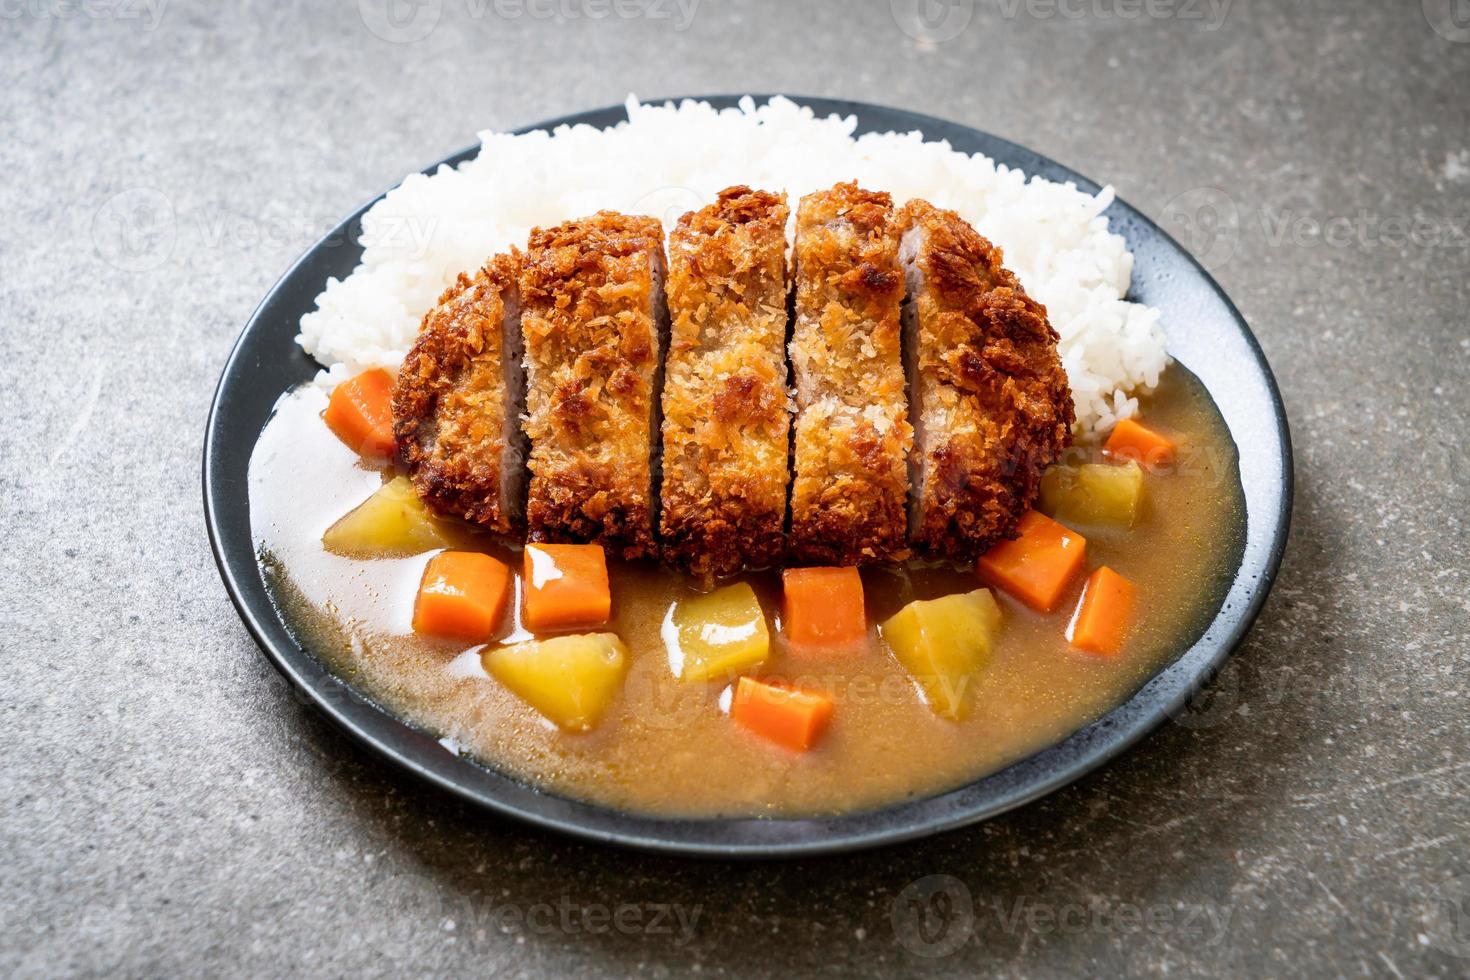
[{"xmin": 204, "ymin": 94, "xmax": 1293, "ymax": 858}]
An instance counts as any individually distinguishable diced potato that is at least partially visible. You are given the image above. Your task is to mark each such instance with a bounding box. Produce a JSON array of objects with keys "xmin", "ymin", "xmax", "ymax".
[
  {"xmin": 483, "ymin": 633, "xmax": 629, "ymax": 732},
  {"xmin": 322, "ymin": 476, "xmax": 459, "ymax": 558},
  {"xmin": 667, "ymin": 583, "xmax": 770, "ymax": 683},
  {"xmin": 1039, "ymin": 461, "xmax": 1144, "ymax": 527},
  {"xmin": 880, "ymin": 590, "xmax": 1002, "ymax": 720}
]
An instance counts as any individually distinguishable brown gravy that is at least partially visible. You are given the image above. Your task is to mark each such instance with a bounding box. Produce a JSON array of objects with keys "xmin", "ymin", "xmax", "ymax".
[{"xmin": 249, "ymin": 366, "xmax": 1244, "ymax": 818}]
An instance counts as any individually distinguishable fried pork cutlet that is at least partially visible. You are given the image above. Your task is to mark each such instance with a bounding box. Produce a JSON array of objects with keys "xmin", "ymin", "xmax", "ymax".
[
  {"xmin": 898, "ymin": 199, "xmax": 1073, "ymax": 561},
  {"xmin": 393, "ymin": 252, "xmax": 526, "ymax": 535},
  {"xmin": 659, "ymin": 187, "xmax": 792, "ymax": 580},
  {"xmin": 519, "ymin": 212, "xmax": 668, "ymax": 560},
  {"xmin": 788, "ymin": 182, "xmax": 913, "ymax": 566}
]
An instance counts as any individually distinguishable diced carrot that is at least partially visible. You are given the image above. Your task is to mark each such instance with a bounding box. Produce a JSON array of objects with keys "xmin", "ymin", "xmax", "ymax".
[
  {"xmin": 781, "ymin": 567, "xmax": 867, "ymax": 653},
  {"xmin": 1103, "ymin": 417, "xmax": 1176, "ymax": 468},
  {"xmin": 324, "ymin": 368, "xmax": 397, "ymax": 458},
  {"xmin": 412, "ymin": 551, "xmax": 511, "ymax": 643},
  {"xmin": 730, "ymin": 677, "xmax": 834, "ymax": 752},
  {"xmin": 976, "ymin": 511, "xmax": 1088, "ymax": 612},
  {"xmin": 1068, "ymin": 566, "xmax": 1137, "ymax": 656},
  {"xmin": 522, "ymin": 543, "xmax": 611, "ymax": 631}
]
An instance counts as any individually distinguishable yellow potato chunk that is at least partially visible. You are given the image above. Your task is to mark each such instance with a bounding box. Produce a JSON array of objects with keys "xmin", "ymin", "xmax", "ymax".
[
  {"xmin": 322, "ymin": 476, "xmax": 459, "ymax": 558},
  {"xmin": 666, "ymin": 583, "xmax": 770, "ymax": 683},
  {"xmin": 483, "ymin": 633, "xmax": 629, "ymax": 732},
  {"xmin": 879, "ymin": 589, "xmax": 1002, "ymax": 720},
  {"xmin": 1040, "ymin": 461, "xmax": 1144, "ymax": 527}
]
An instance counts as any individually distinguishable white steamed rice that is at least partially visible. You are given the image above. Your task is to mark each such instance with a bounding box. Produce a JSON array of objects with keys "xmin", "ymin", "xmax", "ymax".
[{"xmin": 297, "ymin": 95, "xmax": 1167, "ymax": 438}]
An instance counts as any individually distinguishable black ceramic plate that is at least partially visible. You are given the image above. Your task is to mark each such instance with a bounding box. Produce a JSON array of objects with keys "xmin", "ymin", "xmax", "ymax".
[{"xmin": 204, "ymin": 96, "xmax": 1292, "ymax": 858}]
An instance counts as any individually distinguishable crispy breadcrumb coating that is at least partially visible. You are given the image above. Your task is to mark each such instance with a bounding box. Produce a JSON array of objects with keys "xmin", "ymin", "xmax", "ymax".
[
  {"xmin": 519, "ymin": 211, "xmax": 668, "ymax": 560},
  {"xmin": 659, "ymin": 186, "xmax": 792, "ymax": 580},
  {"xmin": 393, "ymin": 251, "xmax": 526, "ymax": 535},
  {"xmin": 393, "ymin": 193, "xmax": 1071, "ymax": 573},
  {"xmin": 898, "ymin": 199, "xmax": 1074, "ymax": 561},
  {"xmin": 788, "ymin": 183, "xmax": 913, "ymax": 566}
]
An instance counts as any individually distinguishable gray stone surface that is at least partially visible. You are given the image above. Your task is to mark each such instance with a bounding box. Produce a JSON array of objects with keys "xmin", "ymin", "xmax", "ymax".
[{"xmin": 2, "ymin": 0, "xmax": 1467, "ymax": 975}]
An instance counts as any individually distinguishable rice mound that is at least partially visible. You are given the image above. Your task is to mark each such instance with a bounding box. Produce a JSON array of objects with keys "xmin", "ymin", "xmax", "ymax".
[{"xmin": 297, "ymin": 95, "xmax": 1167, "ymax": 438}]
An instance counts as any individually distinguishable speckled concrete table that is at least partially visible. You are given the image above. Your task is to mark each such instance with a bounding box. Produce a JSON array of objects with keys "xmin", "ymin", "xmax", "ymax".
[{"xmin": 3, "ymin": 1, "xmax": 1468, "ymax": 975}]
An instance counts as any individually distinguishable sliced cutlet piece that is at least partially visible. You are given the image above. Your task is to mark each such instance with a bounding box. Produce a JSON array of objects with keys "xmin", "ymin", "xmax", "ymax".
[
  {"xmin": 788, "ymin": 182, "xmax": 913, "ymax": 566},
  {"xmin": 660, "ymin": 186, "xmax": 792, "ymax": 580},
  {"xmin": 393, "ymin": 251, "xmax": 527, "ymax": 535},
  {"xmin": 519, "ymin": 211, "xmax": 668, "ymax": 559},
  {"xmin": 898, "ymin": 199, "xmax": 1073, "ymax": 561}
]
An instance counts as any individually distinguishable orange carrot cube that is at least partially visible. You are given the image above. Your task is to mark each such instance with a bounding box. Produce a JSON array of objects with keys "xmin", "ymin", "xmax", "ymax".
[
  {"xmin": 1068, "ymin": 566, "xmax": 1137, "ymax": 655},
  {"xmin": 522, "ymin": 543, "xmax": 611, "ymax": 631},
  {"xmin": 412, "ymin": 551, "xmax": 511, "ymax": 643},
  {"xmin": 323, "ymin": 368, "xmax": 397, "ymax": 458},
  {"xmin": 1103, "ymin": 417, "xmax": 1176, "ymax": 468},
  {"xmin": 731, "ymin": 677, "xmax": 833, "ymax": 752},
  {"xmin": 976, "ymin": 511, "xmax": 1088, "ymax": 612},
  {"xmin": 781, "ymin": 567, "xmax": 867, "ymax": 653}
]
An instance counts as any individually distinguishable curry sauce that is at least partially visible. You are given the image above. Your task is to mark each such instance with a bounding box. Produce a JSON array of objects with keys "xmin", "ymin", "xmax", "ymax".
[{"xmin": 250, "ymin": 366, "xmax": 1244, "ymax": 818}]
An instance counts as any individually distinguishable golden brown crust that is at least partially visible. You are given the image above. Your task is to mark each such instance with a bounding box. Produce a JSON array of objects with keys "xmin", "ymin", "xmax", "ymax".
[
  {"xmin": 392, "ymin": 252, "xmax": 523, "ymax": 535},
  {"xmin": 659, "ymin": 186, "xmax": 791, "ymax": 580},
  {"xmin": 788, "ymin": 182, "xmax": 913, "ymax": 566},
  {"xmin": 899, "ymin": 199, "xmax": 1074, "ymax": 561},
  {"xmin": 519, "ymin": 211, "xmax": 666, "ymax": 560}
]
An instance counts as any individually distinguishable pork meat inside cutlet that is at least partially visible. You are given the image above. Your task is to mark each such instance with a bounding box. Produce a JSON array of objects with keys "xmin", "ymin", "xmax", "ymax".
[
  {"xmin": 659, "ymin": 186, "xmax": 792, "ymax": 580},
  {"xmin": 898, "ymin": 199, "xmax": 1073, "ymax": 561},
  {"xmin": 393, "ymin": 251, "xmax": 527, "ymax": 535},
  {"xmin": 788, "ymin": 182, "xmax": 913, "ymax": 566},
  {"xmin": 519, "ymin": 211, "xmax": 668, "ymax": 560}
]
